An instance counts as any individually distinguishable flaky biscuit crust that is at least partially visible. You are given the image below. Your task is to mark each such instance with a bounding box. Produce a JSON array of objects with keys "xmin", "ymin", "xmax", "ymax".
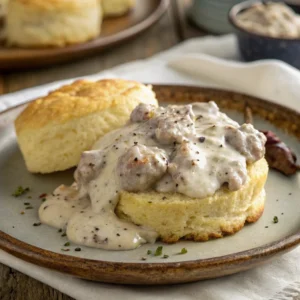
[{"xmin": 117, "ymin": 158, "xmax": 268, "ymax": 243}]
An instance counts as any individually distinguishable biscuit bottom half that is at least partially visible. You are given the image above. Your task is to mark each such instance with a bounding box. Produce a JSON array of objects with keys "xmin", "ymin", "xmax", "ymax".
[{"xmin": 116, "ymin": 158, "xmax": 268, "ymax": 243}]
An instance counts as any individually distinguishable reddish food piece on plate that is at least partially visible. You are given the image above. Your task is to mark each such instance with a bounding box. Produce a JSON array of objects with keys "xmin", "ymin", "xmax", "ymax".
[
  {"xmin": 262, "ymin": 130, "xmax": 299, "ymax": 176},
  {"xmin": 244, "ymin": 105, "xmax": 299, "ymax": 176}
]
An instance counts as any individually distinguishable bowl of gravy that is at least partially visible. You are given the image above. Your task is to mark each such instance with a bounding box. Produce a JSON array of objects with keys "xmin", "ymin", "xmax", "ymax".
[{"xmin": 229, "ymin": 0, "xmax": 300, "ymax": 69}]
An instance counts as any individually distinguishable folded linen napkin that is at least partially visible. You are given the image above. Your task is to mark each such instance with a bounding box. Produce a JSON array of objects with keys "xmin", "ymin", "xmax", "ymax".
[
  {"xmin": 0, "ymin": 34, "xmax": 299, "ymax": 300},
  {"xmin": 168, "ymin": 53, "xmax": 300, "ymax": 113}
]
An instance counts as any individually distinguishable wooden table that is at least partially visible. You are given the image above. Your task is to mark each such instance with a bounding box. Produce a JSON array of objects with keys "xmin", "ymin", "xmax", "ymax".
[{"xmin": 0, "ymin": 1, "xmax": 205, "ymax": 299}]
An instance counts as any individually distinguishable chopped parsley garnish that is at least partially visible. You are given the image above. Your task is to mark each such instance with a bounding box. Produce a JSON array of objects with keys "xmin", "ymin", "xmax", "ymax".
[
  {"xmin": 273, "ymin": 216, "xmax": 279, "ymax": 224},
  {"xmin": 162, "ymin": 254, "xmax": 169, "ymax": 259},
  {"xmin": 58, "ymin": 229, "xmax": 62, "ymax": 233},
  {"xmin": 141, "ymin": 257, "xmax": 147, "ymax": 261},
  {"xmin": 33, "ymin": 223, "xmax": 41, "ymax": 227},
  {"xmin": 179, "ymin": 248, "xmax": 188, "ymax": 255},
  {"xmin": 25, "ymin": 206, "xmax": 33, "ymax": 210},
  {"xmin": 154, "ymin": 246, "xmax": 163, "ymax": 256},
  {"xmin": 12, "ymin": 186, "xmax": 30, "ymax": 197},
  {"xmin": 147, "ymin": 250, "xmax": 152, "ymax": 255},
  {"xmin": 24, "ymin": 202, "xmax": 30, "ymax": 206},
  {"xmin": 74, "ymin": 247, "xmax": 81, "ymax": 252},
  {"xmin": 61, "ymin": 233, "xmax": 67, "ymax": 237},
  {"xmin": 64, "ymin": 242, "xmax": 70, "ymax": 247}
]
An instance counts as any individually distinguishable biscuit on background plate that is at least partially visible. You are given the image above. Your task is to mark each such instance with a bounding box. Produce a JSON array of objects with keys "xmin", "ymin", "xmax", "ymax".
[
  {"xmin": 6, "ymin": 0, "xmax": 102, "ymax": 47},
  {"xmin": 101, "ymin": 0, "xmax": 135, "ymax": 17}
]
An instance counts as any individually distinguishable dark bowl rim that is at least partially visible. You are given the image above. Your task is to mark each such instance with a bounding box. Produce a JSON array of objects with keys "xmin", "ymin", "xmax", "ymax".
[{"xmin": 229, "ymin": 0, "xmax": 300, "ymax": 42}]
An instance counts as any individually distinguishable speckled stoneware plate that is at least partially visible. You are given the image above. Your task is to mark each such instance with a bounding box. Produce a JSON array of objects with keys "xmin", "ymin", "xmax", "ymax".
[{"xmin": 0, "ymin": 85, "xmax": 299, "ymax": 285}]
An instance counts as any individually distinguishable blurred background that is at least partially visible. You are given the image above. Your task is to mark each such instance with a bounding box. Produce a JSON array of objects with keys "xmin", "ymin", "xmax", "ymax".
[{"xmin": 1, "ymin": 0, "xmax": 300, "ymax": 92}]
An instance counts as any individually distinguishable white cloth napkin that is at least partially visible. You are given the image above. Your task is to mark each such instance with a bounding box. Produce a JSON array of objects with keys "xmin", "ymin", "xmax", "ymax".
[
  {"xmin": 169, "ymin": 53, "xmax": 300, "ymax": 113},
  {"xmin": 0, "ymin": 34, "xmax": 299, "ymax": 300}
]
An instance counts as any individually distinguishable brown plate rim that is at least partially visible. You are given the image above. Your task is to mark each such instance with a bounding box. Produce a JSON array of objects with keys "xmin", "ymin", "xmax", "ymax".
[
  {"xmin": 0, "ymin": 0, "xmax": 169, "ymax": 69},
  {"xmin": 0, "ymin": 84, "xmax": 299, "ymax": 281}
]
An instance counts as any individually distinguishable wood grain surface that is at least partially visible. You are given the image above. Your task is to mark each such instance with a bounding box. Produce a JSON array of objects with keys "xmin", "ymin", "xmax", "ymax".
[{"xmin": 0, "ymin": 1, "xmax": 205, "ymax": 299}]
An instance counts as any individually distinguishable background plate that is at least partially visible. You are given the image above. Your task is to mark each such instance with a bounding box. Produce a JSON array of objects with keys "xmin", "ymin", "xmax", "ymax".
[
  {"xmin": 0, "ymin": 0, "xmax": 169, "ymax": 70},
  {"xmin": 0, "ymin": 85, "xmax": 299, "ymax": 284}
]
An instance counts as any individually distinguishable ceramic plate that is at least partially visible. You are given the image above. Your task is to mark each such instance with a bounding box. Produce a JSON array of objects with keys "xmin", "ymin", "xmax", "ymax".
[
  {"xmin": 0, "ymin": 85, "xmax": 299, "ymax": 285},
  {"xmin": 0, "ymin": 0, "xmax": 169, "ymax": 70}
]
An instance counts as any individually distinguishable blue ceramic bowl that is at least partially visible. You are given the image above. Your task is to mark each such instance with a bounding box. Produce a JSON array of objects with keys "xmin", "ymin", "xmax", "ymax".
[
  {"xmin": 229, "ymin": 0, "xmax": 300, "ymax": 69},
  {"xmin": 189, "ymin": 0, "xmax": 244, "ymax": 34}
]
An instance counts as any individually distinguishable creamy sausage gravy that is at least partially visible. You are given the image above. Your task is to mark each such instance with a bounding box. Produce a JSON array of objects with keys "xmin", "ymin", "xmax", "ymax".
[
  {"xmin": 236, "ymin": 2, "xmax": 300, "ymax": 38},
  {"xmin": 39, "ymin": 102, "xmax": 266, "ymax": 250}
]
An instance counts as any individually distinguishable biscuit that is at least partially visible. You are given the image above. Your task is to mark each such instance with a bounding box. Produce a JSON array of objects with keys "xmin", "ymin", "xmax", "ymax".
[
  {"xmin": 6, "ymin": 0, "xmax": 102, "ymax": 47},
  {"xmin": 15, "ymin": 79, "xmax": 158, "ymax": 173},
  {"xmin": 102, "ymin": 0, "xmax": 135, "ymax": 17},
  {"xmin": 116, "ymin": 158, "xmax": 268, "ymax": 243}
]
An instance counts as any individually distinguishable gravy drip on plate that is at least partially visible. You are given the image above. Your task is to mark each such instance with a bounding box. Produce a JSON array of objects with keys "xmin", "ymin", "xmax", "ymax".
[{"xmin": 39, "ymin": 102, "xmax": 266, "ymax": 250}]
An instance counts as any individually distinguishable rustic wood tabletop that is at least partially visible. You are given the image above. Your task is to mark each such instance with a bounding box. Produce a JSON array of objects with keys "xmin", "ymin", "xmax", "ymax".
[{"xmin": 0, "ymin": 1, "xmax": 206, "ymax": 299}]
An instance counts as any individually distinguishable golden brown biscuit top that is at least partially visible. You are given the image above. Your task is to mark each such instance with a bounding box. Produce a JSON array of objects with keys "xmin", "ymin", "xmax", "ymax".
[
  {"xmin": 15, "ymin": 79, "xmax": 155, "ymax": 133},
  {"xmin": 10, "ymin": 0, "xmax": 98, "ymax": 11}
]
